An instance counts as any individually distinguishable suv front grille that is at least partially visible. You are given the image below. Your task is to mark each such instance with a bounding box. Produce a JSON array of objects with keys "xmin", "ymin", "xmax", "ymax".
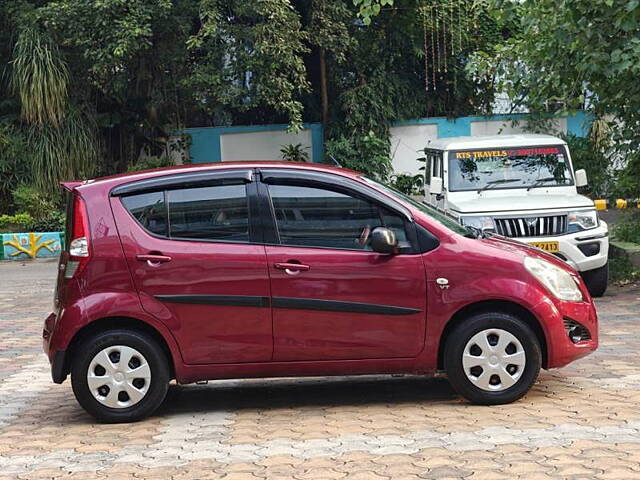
[{"xmin": 494, "ymin": 215, "xmax": 567, "ymax": 238}]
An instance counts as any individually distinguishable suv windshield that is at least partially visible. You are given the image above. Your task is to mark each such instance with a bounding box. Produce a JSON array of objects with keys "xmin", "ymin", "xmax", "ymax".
[
  {"xmin": 362, "ymin": 177, "xmax": 471, "ymax": 237},
  {"xmin": 449, "ymin": 145, "xmax": 573, "ymax": 192}
]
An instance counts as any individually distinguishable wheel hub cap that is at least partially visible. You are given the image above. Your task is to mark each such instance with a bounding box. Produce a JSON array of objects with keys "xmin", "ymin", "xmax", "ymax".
[
  {"xmin": 462, "ymin": 328, "xmax": 526, "ymax": 392},
  {"xmin": 87, "ymin": 345, "xmax": 151, "ymax": 409}
]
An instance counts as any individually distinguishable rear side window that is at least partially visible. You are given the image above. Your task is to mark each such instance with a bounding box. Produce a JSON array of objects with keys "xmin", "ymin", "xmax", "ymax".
[
  {"xmin": 120, "ymin": 184, "xmax": 249, "ymax": 243},
  {"xmin": 268, "ymin": 184, "xmax": 410, "ymax": 250},
  {"xmin": 121, "ymin": 192, "xmax": 167, "ymax": 236},
  {"xmin": 167, "ymin": 184, "xmax": 248, "ymax": 242}
]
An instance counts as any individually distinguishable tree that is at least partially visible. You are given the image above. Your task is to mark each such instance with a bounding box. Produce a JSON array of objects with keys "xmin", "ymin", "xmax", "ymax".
[{"xmin": 475, "ymin": 0, "xmax": 640, "ymax": 195}]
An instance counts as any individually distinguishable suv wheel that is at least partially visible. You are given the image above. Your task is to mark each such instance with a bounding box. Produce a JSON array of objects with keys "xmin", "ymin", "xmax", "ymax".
[
  {"xmin": 444, "ymin": 312, "xmax": 541, "ymax": 405},
  {"xmin": 581, "ymin": 262, "xmax": 608, "ymax": 298},
  {"xmin": 71, "ymin": 329, "xmax": 169, "ymax": 423}
]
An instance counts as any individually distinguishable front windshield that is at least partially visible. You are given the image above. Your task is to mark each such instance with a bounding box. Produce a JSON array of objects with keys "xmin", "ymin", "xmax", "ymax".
[
  {"xmin": 449, "ymin": 145, "xmax": 573, "ymax": 192},
  {"xmin": 362, "ymin": 177, "xmax": 470, "ymax": 236}
]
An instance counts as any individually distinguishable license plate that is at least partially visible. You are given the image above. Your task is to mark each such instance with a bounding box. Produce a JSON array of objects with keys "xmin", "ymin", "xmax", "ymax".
[{"xmin": 528, "ymin": 241, "xmax": 560, "ymax": 253}]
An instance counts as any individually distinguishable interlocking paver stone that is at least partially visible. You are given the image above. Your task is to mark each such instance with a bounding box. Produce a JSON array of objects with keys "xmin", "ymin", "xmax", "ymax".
[{"xmin": 2, "ymin": 260, "xmax": 640, "ymax": 479}]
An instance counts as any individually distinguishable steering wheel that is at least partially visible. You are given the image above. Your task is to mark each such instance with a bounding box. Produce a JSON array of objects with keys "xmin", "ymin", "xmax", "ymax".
[{"xmin": 358, "ymin": 225, "xmax": 372, "ymax": 247}]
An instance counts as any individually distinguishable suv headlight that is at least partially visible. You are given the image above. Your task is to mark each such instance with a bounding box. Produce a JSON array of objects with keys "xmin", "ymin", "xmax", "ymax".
[
  {"xmin": 524, "ymin": 256, "xmax": 583, "ymax": 301},
  {"xmin": 459, "ymin": 216, "xmax": 494, "ymax": 231},
  {"xmin": 567, "ymin": 209, "xmax": 598, "ymax": 232}
]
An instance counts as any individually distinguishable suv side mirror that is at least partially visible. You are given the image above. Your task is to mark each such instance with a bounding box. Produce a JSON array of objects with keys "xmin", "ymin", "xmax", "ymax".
[
  {"xmin": 575, "ymin": 169, "xmax": 588, "ymax": 187},
  {"xmin": 429, "ymin": 176, "xmax": 443, "ymax": 195},
  {"xmin": 370, "ymin": 227, "xmax": 398, "ymax": 254}
]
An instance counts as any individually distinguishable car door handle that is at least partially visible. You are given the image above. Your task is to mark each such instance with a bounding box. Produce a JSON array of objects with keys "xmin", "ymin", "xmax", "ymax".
[
  {"xmin": 274, "ymin": 262, "xmax": 310, "ymax": 273},
  {"xmin": 136, "ymin": 254, "xmax": 172, "ymax": 265}
]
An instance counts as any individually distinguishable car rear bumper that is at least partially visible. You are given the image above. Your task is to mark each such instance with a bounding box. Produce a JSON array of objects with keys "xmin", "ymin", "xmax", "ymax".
[{"xmin": 43, "ymin": 311, "xmax": 68, "ymax": 383}]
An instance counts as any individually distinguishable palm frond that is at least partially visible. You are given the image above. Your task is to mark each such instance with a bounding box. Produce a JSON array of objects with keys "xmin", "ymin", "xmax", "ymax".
[
  {"xmin": 28, "ymin": 106, "xmax": 99, "ymax": 192},
  {"xmin": 10, "ymin": 27, "xmax": 69, "ymax": 127}
]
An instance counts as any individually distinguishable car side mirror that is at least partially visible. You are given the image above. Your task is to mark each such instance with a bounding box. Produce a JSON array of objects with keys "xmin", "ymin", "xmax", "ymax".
[
  {"xmin": 429, "ymin": 176, "xmax": 443, "ymax": 196},
  {"xmin": 575, "ymin": 169, "xmax": 588, "ymax": 187},
  {"xmin": 370, "ymin": 227, "xmax": 398, "ymax": 254}
]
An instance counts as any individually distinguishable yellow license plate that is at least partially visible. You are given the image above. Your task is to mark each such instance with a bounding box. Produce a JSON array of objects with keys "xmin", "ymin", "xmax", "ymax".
[{"xmin": 528, "ymin": 241, "xmax": 560, "ymax": 253}]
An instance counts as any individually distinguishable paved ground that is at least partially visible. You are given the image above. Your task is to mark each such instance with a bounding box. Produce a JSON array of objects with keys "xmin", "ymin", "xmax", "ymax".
[{"xmin": 1, "ymin": 261, "xmax": 640, "ymax": 480}]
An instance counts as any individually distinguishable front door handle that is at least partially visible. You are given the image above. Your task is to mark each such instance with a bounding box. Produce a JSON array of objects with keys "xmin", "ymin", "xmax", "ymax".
[
  {"xmin": 274, "ymin": 262, "xmax": 310, "ymax": 275},
  {"xmin": 136, "ymin": 254, "xmax": 172, "ymax": 266}
]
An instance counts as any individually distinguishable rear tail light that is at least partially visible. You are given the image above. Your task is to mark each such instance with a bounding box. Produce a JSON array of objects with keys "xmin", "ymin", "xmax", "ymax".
[{"xmin": 65, "ymin": 195, "xmax": 90, "ymax": 278}]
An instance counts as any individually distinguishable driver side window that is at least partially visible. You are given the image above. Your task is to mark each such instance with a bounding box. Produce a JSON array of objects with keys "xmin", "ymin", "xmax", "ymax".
[{"xmin": 267, "ymin": 184, "xmax": 409, "ymax": 251}]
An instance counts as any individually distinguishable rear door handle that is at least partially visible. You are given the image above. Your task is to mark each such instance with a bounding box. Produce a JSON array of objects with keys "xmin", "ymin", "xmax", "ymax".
[
  {"xmin": 136, "ymin": 254, "xmax": 172, "ymax": 265},
  {"xmin": 274, "ymin": 262, "xmax": 310, "ymax": 274}
]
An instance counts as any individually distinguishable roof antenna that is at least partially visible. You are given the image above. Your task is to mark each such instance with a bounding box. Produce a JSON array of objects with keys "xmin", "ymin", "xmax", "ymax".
[{"xmin": 327, "ymin": 154, "xmax": 342, "ymax": 167}]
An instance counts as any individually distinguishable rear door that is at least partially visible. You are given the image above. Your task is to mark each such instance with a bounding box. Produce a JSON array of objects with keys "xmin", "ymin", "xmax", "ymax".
[
  {"xmin": 110, "ymin": 169, "xmax": 273, "ymax": 365},
  {"xmin": 258, "ymin": 169, "xmax": 428, "ymax": 361}
]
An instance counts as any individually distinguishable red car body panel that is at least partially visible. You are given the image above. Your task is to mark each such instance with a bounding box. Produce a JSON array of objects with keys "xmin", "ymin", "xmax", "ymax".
[{"xmin": 43, "ymin": 162, "xmax": 598, "ymax": 385}]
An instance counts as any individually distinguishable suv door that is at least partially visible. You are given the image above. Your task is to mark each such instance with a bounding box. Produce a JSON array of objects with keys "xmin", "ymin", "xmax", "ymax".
[
  {"xmin": 110, "ymin": 170, "xmax": 272, "ymax": 365},
  {"xmin": 258, "ymin": 170, "xmax": 427, "ymax": 361}
]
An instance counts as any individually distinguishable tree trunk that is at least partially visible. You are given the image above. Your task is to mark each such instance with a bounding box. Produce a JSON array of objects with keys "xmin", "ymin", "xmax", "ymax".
[{"xmin": 319, "ymin": 47, "xmax": 329, "ymax": 139}]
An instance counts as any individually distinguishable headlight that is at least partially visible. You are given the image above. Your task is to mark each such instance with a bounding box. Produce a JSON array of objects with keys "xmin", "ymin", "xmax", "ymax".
[
  {"xmin": 459, "ymin": 216, "xmax": 494, "ymax": 231},
  {"xmin": 524, "ymin": 256, "xmax": 583, "ymax": 301},
  {"xmin": 567, "ymin": 209, "xmax": 598, "ymax": 232}
]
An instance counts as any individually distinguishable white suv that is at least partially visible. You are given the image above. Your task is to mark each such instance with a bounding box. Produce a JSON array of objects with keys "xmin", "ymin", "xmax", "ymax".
[{"xmin": 423, "ymin": 134, "xmax": 609, "ymax": 296}]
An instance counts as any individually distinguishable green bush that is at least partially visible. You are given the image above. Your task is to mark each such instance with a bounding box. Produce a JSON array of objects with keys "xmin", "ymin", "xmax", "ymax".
[
  {"xmin": 13, "ymin": 185, "xmax": 58, "ymax": 220},
  {"xmin": 326, "ymin": 131, "xmax": 391, "ymax": 181},
  {"xmin": 280, "ymin": 143, "xmax": 310, "ymax": 163},
  {"xmin": 612, "ymin": 211, "xmax": 640, "ymax": 244},
  {"xmin": 562, "ymin": 133, "xmax": 613, "ymax": 198},
  {"xmin": 127, "ymin": 156, "xmax": 174, "ymax": 172},
  {"xmin": 389, "ymin": 173, "xmax": 424, "ymax": 195},
  {"xmin": 0, "ymin": 213, "xmax": 34, "ymax": 233}
]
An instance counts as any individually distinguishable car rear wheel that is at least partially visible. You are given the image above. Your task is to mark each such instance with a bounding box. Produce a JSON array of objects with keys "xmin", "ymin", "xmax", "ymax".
[
  {"xmin": 71, "ymin": 329, "xmax": 169, "ymax": 423},
  {"xmin": 581, "ymin": 262, "xmax": 608, "ymax": 298},
  {"xmin": 444, "ymin": 312, "xmax": 541, "ymax": 405}
]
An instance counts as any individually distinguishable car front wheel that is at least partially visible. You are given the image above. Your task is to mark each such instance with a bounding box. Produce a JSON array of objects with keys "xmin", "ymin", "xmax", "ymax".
[
  {"xmin": 71, "ymin": 329, "xmax": 169, "ymax": 423},
  {"xmin": 444, "ymin": 312, "xmax": 542, "ymax": 405}
]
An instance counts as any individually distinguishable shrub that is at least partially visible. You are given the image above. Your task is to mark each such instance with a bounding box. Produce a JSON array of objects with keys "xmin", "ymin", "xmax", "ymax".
[
  {"xmin": 280, "ymin": 143, "xmax": 310, "ymax": 162},
  {"xmin": 612, "ymin": 211, "xmax": 640, "ymax": 244},
  {"xmin": 13, "ymin": 185, "xmax": 58, "ymax": 221},
  {"xmin": 0, "ymin": 213, "xmax": 34, "ymax": 233},
  {"xmin": 326, "ymin": 131, "xmax": 391, "ymax": 181},
  {"xmin": 389, "ymin": 173, "xmax": 424, "ymax": 195},
  {"xmin": 127, "ymin": 156, "xmax": 174, "ymax": 172}
]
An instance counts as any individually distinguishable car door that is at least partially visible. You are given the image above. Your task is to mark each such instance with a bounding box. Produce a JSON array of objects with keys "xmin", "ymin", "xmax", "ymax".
[
  {"xmin": 110, "ymin": 169, "xmax": 273, "ymax": 365},
  {"xmin": 259, "ymin": 169, "xmax": 428, "ymax": 361}
]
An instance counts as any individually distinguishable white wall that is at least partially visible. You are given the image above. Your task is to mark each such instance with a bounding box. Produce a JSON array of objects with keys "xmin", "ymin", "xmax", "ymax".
[
  {"xmin": 220, "ymin": 129, "xmax": 313, "ymax": 162},
  {"xmin": 390, "ymin": 124, "xmax": 439, "ymax": 175},
  {"xmin": 470, "ymin": 118, "xmax": 567, "ymax": 136}
]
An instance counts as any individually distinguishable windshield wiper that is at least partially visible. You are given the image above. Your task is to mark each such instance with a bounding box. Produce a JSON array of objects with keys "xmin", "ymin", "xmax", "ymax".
[
  {"xmin": 526, "ymin": 177, "xmax": 564, "ymax": 191},
  {"xmin": 477, "ymin": 178, "xmax": 521, "ymax": 193}
]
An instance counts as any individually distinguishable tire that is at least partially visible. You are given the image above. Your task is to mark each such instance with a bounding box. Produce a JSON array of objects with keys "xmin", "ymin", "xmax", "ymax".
[
  {"xmin": 444, "ymin": 312, "xmax": 542, "ymax": 405},
  {"xmin": 71, "ymin": 329, "xmax": 169, "ymax": 423},
  {"xmin": 581, "ymin": 262, "xmax": 608, "ymax": 298}
]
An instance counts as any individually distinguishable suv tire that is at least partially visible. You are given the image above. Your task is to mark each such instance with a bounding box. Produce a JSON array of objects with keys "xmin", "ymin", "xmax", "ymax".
[
  {"xmin": 71, "ymin": 329, "xmax": 169, "ymax": 423},
  {"xmin": 444, "ymin": 312, "xmax": 541, "ymax": 405},
  {"xmin": 581, "ymin": 262, "xmax": 608, "ymax": 298}
]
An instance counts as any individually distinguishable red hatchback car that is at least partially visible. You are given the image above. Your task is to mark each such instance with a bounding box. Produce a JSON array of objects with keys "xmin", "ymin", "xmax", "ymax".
[{"xmin": 43, "ymin": 162, "xmax": 598, "ymax": 422}]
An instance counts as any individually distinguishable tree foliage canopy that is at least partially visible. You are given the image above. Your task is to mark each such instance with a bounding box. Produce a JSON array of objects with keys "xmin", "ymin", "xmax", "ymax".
[
  {"xmin": 473, "ymin": 0, "xmax": 640, "ymax": 195},
  {"xmin": 0, "ymin": 0, "xmax": 510, "ymax": 205}
]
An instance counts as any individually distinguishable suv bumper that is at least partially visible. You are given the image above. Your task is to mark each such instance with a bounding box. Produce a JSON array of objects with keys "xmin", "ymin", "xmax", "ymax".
[{"xmin": 519, "ymin": 221, "xmax": 608, "ymax": 272}]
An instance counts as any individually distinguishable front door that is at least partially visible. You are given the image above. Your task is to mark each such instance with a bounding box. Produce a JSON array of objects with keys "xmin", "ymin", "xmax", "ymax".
[
  {"xmin": 260, "ymin": 175, "xmax": 427, "ymax": 361},
  {"xmin": 111, "ymin": 171, "xmax": 272, "ymax": 365}
]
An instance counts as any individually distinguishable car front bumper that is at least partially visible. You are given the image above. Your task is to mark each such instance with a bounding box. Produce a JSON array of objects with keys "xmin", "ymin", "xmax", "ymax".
[{"xmin": 517, "ymin": 221, "xmax": 608, "ymax": 272}]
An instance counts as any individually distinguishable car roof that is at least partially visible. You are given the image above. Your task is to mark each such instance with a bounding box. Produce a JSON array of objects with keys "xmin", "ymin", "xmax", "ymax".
[
  {"xmin": 425, "ymin": 134, "xmax": 566, "ymax": 151},
  {"xmin": 70, "ymin": 161, "xmax": 362, "ymax": 191}
]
